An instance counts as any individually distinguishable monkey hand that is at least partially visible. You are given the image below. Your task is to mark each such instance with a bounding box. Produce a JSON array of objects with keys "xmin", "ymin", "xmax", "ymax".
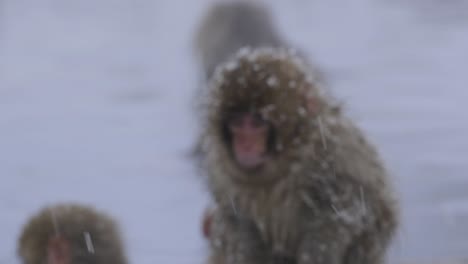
[{"xmin": 202, "ymin": 207, "xmax": 213, "ymax": 239}]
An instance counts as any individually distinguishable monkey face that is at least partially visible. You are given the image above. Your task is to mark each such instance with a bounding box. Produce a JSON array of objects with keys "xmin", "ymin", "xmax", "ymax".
[{"xmin": 223, "ymin": 112, "xmax": 274, "ymax": 170}]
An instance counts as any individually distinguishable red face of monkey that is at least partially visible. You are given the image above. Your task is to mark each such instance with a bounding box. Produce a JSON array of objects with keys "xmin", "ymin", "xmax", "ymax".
[{"xmin": 226, "ymin": 112, "xmax": 271, "ymax": 170}]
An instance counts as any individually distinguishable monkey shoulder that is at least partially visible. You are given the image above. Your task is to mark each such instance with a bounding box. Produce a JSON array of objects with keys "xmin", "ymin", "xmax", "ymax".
[{"xmin": 321, "ymin": 117, "xmax": 392, "ymax": 188}]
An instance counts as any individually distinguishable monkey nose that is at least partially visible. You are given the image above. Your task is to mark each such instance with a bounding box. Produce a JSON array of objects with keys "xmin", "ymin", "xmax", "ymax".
[{"xmin": 237, "ymin": 135, "xmax": 259, "ymax": 148}]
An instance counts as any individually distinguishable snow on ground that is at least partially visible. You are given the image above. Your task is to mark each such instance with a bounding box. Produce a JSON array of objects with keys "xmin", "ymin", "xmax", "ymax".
[{"xmin": 1, "ymin": 0, "xmax": 467, "ymax": 263}]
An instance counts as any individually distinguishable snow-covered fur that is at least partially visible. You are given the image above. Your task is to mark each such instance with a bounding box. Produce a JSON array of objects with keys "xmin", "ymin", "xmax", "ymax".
[{"xmin": 195, "ymin": 2, "xmax": 399, "ymax": 264}]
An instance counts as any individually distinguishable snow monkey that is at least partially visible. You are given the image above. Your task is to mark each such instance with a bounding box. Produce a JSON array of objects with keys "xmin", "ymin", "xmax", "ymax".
[
  {"xmin": 194, "ymin": 1, "xmax": 399, "ymax": 264},
  {"xmin": 194, "ymin": 0, "xmax": 284, "ymax": 79},
  {"xmin": 18, "ymin": 203, "xmax": 128, "ymax": 264}
]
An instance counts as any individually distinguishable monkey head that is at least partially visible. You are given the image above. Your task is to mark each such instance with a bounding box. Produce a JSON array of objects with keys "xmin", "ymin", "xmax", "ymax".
[
  {"xmin": 203, "ymin": 47, "xmax": 333, "ymax": 185},
  {"xmin": 18, "ymin": 203, "xmax": 127, "ymax": 264}
]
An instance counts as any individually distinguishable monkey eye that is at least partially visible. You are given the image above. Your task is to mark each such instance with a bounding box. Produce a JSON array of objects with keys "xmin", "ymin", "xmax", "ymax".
[
  {"xmin": 227, "ymin": 113, "xmax": 267, "ymax": 129},
  {"xmin": 228, "ymin": 113, "xmax": 245, "ymax": 128},
  {"xmin": 250, "ymin": 114, "xmax": 267, "ymax": 128}
]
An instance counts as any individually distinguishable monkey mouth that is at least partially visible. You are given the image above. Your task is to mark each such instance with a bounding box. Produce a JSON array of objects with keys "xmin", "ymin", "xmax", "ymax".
[{"xmin": 234, "ymin": 151, "xmax": 268, "ymax": 170}]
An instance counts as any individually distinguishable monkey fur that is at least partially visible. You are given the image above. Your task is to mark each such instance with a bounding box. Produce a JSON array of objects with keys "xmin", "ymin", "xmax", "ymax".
[
  {"xmin": 194, "ymin": 1, "xmax": 284, "ymax": 79},
  {"xmin": 195, "ymin": 2, "xmax": 399, "ymax": 264},
  {"xmin": 18, "ymin": 203, "xmax": 128, "ymax": 264}
]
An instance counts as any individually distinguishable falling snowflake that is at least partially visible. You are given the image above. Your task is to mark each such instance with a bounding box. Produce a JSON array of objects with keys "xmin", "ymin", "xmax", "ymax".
[
  {"xmin": 297, "ymin": 106, "xmax": 307, "ymax": 117},
  {"xmin": 224, "ymin": 61, "xmax": 239, "ymax": 72},
  {"xmin": 266, "ymin": 76, "xmax": 279, "ymax": 87},
  {"xmin": 83, "ymin": 232, "xmax": 95, "ymax": 254}
]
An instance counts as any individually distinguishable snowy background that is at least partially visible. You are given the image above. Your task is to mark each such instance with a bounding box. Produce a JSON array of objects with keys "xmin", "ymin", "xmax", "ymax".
[{"xmin": 1, "ymin": 0, "xmax": 467, "ymax": 263}]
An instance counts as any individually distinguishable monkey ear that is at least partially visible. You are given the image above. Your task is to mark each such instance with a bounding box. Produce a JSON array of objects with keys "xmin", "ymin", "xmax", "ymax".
[{"xmin": 47, "ymin": 235, "xmax": 71, "ymax": 264}]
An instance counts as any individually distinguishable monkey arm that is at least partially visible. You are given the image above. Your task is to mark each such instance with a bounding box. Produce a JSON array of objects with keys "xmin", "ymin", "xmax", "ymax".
[
  {"xmin": 297, "ymin": 193, "xmax": 395, "ymax": 264},
  {"xmin": 297, "ymin": 219, "xmax": 353, "ymax": 264},
  {"xmin": 296, "ymin": 176, "xmax": 374, "ymax": 264},
  {"xmin": 209, "ymin": 210, "xmax": 269, "ymax": 264}
]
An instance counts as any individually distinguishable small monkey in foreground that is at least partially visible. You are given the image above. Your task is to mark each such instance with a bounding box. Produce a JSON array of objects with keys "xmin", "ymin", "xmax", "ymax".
[
  {"xmin": 18, "ymin": 203, "xmax": 128, "ymax": 264},
  {"xmin": 194, "ymin": 2, "xmax": 399, "ymax": 264}
]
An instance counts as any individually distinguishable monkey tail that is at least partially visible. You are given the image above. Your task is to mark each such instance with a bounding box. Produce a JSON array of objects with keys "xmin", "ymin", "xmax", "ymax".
[{"xmin": 194, "ymin": 1, "xmax": 284, "ymax": 78}]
